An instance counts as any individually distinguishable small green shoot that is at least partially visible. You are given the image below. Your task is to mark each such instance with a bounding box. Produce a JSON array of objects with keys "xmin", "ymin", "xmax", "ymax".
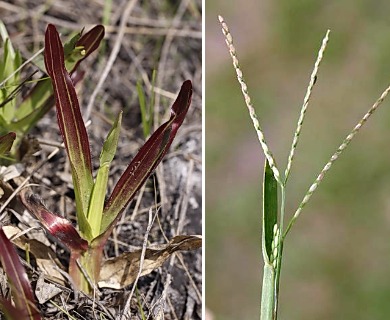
[{"xmin": 137, "ymin": 70, "xmax": 156, "ymax": 138}]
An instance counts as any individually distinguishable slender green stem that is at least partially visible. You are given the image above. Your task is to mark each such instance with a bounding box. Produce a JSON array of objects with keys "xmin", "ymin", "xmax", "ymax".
[
  {"xmin": 274, "ymin": 184, "xmax": 286, "ymax": 317},
  {"xmin": 279, "ymin": 184, "xmax": 286, "ymax": 241}
]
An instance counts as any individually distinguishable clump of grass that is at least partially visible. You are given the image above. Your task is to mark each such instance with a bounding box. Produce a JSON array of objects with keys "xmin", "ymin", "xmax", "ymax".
[{"xmin": 218, "ymin": 14, "xmax": 390, "ymax": 320}]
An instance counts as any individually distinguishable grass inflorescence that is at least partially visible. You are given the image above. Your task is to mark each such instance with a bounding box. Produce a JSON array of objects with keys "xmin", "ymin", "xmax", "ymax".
[{"xmin": 219, "ymin": 14, "xmax": 390, "ymax": 320}]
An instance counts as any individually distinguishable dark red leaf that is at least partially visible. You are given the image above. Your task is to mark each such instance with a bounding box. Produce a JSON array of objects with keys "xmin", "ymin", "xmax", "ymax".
[
  {"xmin": 17, "ymin": 25, "xmax": 104, "ymax": 136},
  {"xmin": 98, "ymin": 80, "xmax": 192, "ymax": 236},
  {"xmin": 44, "ymin": 24, "xmax": 93, "ymax": 218},
  {"xmin": 70, "ymin": 25, "xmax": 105, "ymax": 73},
  {"xmin": 0, "ymin": 228, "xmax": 41, "ymax": 319},
  {"xmin": 20, "ymin": 191, "xmax": 88, "ymax": 253}
]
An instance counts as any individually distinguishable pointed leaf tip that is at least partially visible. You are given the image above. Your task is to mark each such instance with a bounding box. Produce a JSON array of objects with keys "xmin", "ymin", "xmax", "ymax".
[
  {"xmin": 172, "ymin": 80, "xmax": 192, "ymax": 114},
  {"xmin": 44, "ymin": 24, "xmax": 65, "ymax": 75},
  {"xmin": 44, "ymin": 23, "xmax": 93, "ymax": 219},
  {"xmin": 70, "ymin": 25, "xmax": 105, "ymax": 73},
  {"xmin": 98, "ymin": 80, "xmax": 193, "ymax": 238}
]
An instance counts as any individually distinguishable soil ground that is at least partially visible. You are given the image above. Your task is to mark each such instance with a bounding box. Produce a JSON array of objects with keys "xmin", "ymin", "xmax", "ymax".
[{"xmin": 0, "ymin": 0, "xmax": 202, "ymax": 319}]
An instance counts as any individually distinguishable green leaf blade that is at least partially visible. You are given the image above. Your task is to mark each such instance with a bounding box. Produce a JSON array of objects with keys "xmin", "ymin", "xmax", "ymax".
[
  {"xmin": 262, "ymin": 159, "xmax": 278, "ymax": 263},
  {"xmin": 14, "ymin": 79, "xmax": 52, "ymax": 121},
  {"xmin": 99, "ymin": 111, "xmax": 122, "ymax": 165},
  {"xmin": 0, "ymin": 21, "xmax": 21, "ymax": 122},
  {"xmin": 87, "ymin": 111, "xmax": 122, "ymax": 238}
]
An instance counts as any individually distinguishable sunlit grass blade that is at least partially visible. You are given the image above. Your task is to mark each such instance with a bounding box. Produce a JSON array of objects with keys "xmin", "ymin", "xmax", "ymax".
[
  {"xmin": 0, "ymin": 20, "xmax": 22, "ymax": 122},
  {"xmin": 99, "ymin": 80, "xmax": 192, "ymax": 236},
  {"xmin": 0, "ymin": 21, "xmax": 20, "ymax": 84},
  {"xmin": 137, "ymin": 80, "xmax": 150, "ymax": 138},
  {"xmin": 0, "ymin": 228, "xmax": 41, "ymax": 319},
  {"xmin": 150, "ymin": 70, "xmax": 156, "ymax": 118},
  {"xmin": 137, "ymin": 71, "xmax": 156, "ymax": 139},
  {"xmin": 44, "ymin": 24, "xmax": 93, "ymax": 235},
  {"xmin": 87, "ymin": 111, "xmax": 122, "ymax": 238}
]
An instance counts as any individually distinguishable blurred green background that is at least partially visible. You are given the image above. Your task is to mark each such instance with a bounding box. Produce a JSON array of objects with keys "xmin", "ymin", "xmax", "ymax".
[{"xmin": 206, "ymin": 1, "xmax": 390, "ymax": 319}]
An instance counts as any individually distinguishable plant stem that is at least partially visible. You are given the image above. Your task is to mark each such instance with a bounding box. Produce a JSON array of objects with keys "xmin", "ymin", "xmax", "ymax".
[
  {"xmin": 69, "ymin": 245, "xmax": 104, "ymax": 294},
  {"xmin": 273, "ymin": 184, "xmax": 286, "ymax": 318}
]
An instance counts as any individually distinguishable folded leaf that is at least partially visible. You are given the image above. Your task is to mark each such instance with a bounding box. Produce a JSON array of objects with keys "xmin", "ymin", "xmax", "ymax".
[
  {"xmin": 262, "ymin": 159, "xmax": 278, "ymax": 263},
  {"xmin": 44, "ymin": 24, "xmax": 93, "ymax": 231},
  {"xmin": 87, "ymin": 111, "xmax": 122, "ymax": 238},
  {"xmin": 99, "ymin": 80, "xmax": 192, "ymax": 236},
  {"xmin": 260, "ymin": 160, "xmax": 278, "ymax": 320},
  {"xmin": 20, "ymin": 191, "xmax": 88, "ymax": 253},
  {"xmin": 70, "ymin": 25, "xmax": 104, "ymax": 73},
  {"xmin": 0, "ymin": 228, "xmax": 41, "ymax": 319}
]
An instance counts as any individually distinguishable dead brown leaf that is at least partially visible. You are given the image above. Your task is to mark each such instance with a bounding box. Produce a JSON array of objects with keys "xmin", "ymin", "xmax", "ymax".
[{"xmin": 98, "ymin": 235, "xmax": 201, "ymax": 289}]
